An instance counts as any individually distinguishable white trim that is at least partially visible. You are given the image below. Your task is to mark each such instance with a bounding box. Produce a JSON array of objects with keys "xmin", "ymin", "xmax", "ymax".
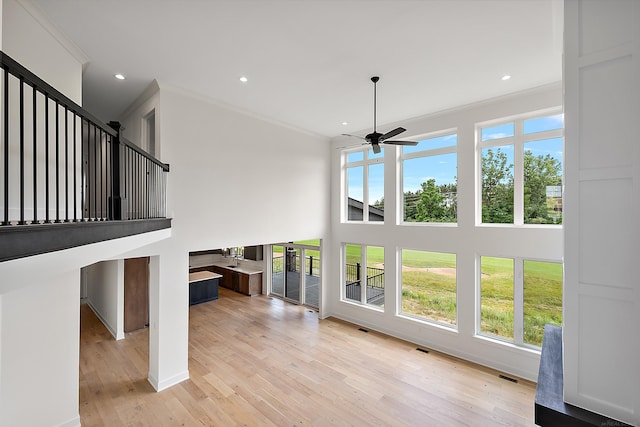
[
  {"xmin": 86, "ymin": 300, "xmax": 125, "ymax": 341},
  {"xmin": 148, "ymin": 370, "xmax": 189, "ymax": 392},
  {"xmin": 54, "ymin": 415, "xmax": 81, "ymax": 427}
]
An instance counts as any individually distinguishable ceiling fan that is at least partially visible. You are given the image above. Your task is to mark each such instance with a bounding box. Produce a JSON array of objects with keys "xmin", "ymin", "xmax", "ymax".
[{"xmin": 342, "ymin": 76, "xmax": 419, "ymax": 154}]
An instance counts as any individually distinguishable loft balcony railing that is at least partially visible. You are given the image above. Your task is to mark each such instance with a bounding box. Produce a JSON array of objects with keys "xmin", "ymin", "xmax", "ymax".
[{"xmin": 0, "ymin": 51, "xmax": 170, "ymax": 261}]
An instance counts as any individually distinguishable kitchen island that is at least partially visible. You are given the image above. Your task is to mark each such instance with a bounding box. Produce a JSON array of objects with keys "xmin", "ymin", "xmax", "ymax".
[
  {"xmin": 188, "ymin": 271, "xmax": 222, "ymax": 305},
  {"xmin": 189, "ymin": 262, "xmax": 262, "ymax": 296}
]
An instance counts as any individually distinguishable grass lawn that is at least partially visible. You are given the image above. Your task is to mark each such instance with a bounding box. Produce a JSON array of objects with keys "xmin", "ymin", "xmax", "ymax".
[
  {"xmin": 401, "ymin": 250, "xmax": 457, "ymax": 326},
  {"xmin": 277, "ymin": 243, "xmax": 562, "ymax": 347}
]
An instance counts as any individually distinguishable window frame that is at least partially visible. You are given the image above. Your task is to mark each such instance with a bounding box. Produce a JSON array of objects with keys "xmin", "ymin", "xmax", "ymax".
[
  {"xmin": 342, "ymin": 147, "xmax": 385, "ymax": 223},
  {"xmin": 476, "ymin": 108, "xmax": 564, "ymax": 226},
  {"xmin": 341, "ymin": 242, "xmax": 385, "ymax": 310},
  {"xmin": 398, "ymin": 247, "xmax": 458, "ymax": 329},
  {"xmin": 477, "ymin": 254, "xmax": 562, "ymax": 350},
  {"xmin": 399, "ymin": 128, "xmax": 458, "ymax": 225}
]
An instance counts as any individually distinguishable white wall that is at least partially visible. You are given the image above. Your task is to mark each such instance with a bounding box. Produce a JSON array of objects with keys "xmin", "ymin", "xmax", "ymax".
[
  {"xmin": 328, "ymin": 84, "xmax": 563, "ymax": 382},
  {"xmin": 564, "ymin": 0, "xmax": 640, "ymax": 424},
  {"xmin": 0, "ymin": 0, "xmax": 85, "ymax": 223},
  {"xmin": 0, "ymin": 229, "xmax": 170, "ymax": 426},
  {"xmin": 0, "ymin": 269, "xmax": 81, "ymax": 427},
  {"xmin": 1, "ymin": 0, "xmax": 84, "ymax": 104},
  {"xmin": 115, "ymin": 84, "xmax": 331, "ymax": 390},
  {"xmin": 120, "ymin": 80, "xmax": 161, "ymax": 156},
  {"xmin": 85, "ymin": 260, "xmax": 125, "ymax": 340},
  {"xmin": 159, "ymin": 84, "xmax": 330, "ymax": 249}
]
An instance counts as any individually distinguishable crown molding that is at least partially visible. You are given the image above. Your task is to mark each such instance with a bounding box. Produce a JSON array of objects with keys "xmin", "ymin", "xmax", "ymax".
[{"xmin": 16, "ymin": 0, "xmax": 90, "ymax": 67}]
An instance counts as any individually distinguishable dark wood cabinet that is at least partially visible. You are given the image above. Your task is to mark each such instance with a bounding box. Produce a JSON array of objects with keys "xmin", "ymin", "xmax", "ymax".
[
  {"xmin": 239, "ymin": 272, "xmax": 262, "ymax": 296},
  {"xmin": 190, "ymin": 265, "xmax": 262, "ymax": 296},
  {"xmin": 210, "ymin": 266, "xmax": 232, "ymax": 289},
  {"xmin": 244, "ymin": 245, "xmax": 263, "ymax": 261}
]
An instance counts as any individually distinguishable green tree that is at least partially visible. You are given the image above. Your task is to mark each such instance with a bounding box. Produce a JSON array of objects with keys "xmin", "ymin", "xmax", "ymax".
[
  {"xmin": 482, "ymin": 148, "xmax": 514, "ymax": 223},
  {"xmin": 415, "ymin": 179, "xmax": 446, "ymax": 222},
  {"xmin": 523, "ymin": 151, "xmax": 562, "ymax": 224}
]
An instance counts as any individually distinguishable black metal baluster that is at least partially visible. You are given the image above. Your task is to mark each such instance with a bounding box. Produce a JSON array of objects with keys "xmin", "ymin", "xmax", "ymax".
[
  {"xmin": 152, "ymin": 164, "xmax": 156, "ymax": 218},
  {"xmin": 84, "ymin": 120, "xmax": 93, "ymax": 221},
  {"xmin": 44, "ymin": 95, "xmax": 50, "ymax": 223},
  {"xmin": 110, "ymin": 134, "xmax": 115, "ymax": 219},
  {"xmin": 98, "ymin": 127, "xmax": 102, "ymax": 220},
  {"xmin": 130, "ymin": 150, "xmax": 134, "ymax": 219},
  {"xmin": 19, "ymin": 78, "xmax": 26, "ymax": 225},
  {"xmin": 122, "ymin": 144, "xmax": 127, "ymax": 219},
  {"xmin": 106, "ymin": 134, "xmax": 111, "ymax": 220},
  {"xmin": 139, "ymin": 155, "xmax": 142, "ymax": 219},
  {"xmin": 133, "ymin": 151, "xmax": 140, "ymax": 219},
  {"xmin": 73, "ymin": 114, "xmax": 77, "ymax": 221},
  {"xmin": 145, "ymin": 158, "xmax": 148, "ymax": 218},
  {"xmin": 134, "ymin": 152, "xmax": 138, "ymax": 219},
  {"xmin": 2, "ymin": 69, "xmax": 8, "ymax": 226},
  {"xmin": 64, "ymin": 107, "xmax": 69, "ymax": 222},
  {"xmin": 82, "ymin": 120, "xmax": 88, "ymax": 221},
  {"xmin": 93, "ymin": 124, "xmax": 97, "ymax": 220},
  {"xmin": 33, "ymin": 86, "xmax": 38, "ymax": 224},
  {"xmin": 54, "ymin": 103, "xmax": 60, "ymax": 223}
]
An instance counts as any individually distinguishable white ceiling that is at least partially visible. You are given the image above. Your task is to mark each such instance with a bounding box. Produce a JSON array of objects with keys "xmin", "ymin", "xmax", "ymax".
[{"xmin": 32, "ymin": 0, "xmax": 562, "ymax": 138}]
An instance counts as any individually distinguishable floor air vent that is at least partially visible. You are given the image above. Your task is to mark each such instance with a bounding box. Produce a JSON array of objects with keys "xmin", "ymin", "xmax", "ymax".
[
  {"xmin": 416, "ymin": 348, "xmax": 430, "ymax": 354},
  {"xmin": 358, "ymin": 328, "xmax": 369, "ymax": 333},
  {"xmin": 499, "ymin": 374, "xmax": 518, "ymax": 383}
]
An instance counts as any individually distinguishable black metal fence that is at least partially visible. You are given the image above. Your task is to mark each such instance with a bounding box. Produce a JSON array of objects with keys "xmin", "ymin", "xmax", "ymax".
[
  {"xmin": 272, "ymin": 253, "xmax": 319, "ymax": 276},
  {"xmin": 345, "ymin": 263, "xmax": 385, "ymax": 303},
  {"xmin": 0, "ymin": 51, "xmax": 169, "ymax": 225}
]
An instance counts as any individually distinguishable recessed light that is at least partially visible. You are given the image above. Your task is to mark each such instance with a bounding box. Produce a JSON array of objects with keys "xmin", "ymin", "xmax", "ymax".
[
  {"xmin": 501, "ymin": 75, "xmax": 511, "ymax": 81},
  {"xmin": 239, "ymin": 76, "xmax": 248, "ymax": 83},
  {"xmin": 342, "ymin": 122, "xmax": 348, "ymax": 126},
  {"xmin": 114, "ymin": 74, "xmax": 125, "ymax": 80}
]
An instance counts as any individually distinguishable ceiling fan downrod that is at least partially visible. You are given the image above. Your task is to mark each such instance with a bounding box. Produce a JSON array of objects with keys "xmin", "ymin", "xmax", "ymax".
[{"xmin": 372, "ymin": 76, "xmax": 379, "ymax": 133}]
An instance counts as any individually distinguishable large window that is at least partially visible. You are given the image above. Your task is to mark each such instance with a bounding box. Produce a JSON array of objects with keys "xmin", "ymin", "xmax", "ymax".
[
  {"xmin": 345, "ymin": 148, "xmax": 384, "ymax": 222},
  {"xmin": 402, "ymin": 132, "xmax": 457, "ymax": 223},
  {"xmin": 480, "ymin": 256, "xmax": 562, "ymax": 347},
  {"xmin": 401, "ymin": 249, "xmax": 457, "ymax": 327},
  {"xmin": 343, "ymin": 244, "xmax": 384, "ymax": 307},
  {"xmin": 479, "ymin": 112, "xmax": 563, "ymax": 225}
]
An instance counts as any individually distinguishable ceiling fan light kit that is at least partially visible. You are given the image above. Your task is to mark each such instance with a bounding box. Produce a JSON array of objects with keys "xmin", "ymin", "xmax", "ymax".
[{"xmin": 342, "ymin": 76, "xmax": 419, "ymax": 154}]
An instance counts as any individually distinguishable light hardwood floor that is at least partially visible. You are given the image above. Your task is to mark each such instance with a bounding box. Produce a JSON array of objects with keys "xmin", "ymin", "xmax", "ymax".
[{"xmin": 79, "ymin": 288, "xmax": 537, "ymax": 426}]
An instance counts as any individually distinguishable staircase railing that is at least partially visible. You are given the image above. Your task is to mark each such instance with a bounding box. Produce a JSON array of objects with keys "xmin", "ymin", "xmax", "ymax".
[{"xmin": 0, "ymin": 51, "xmax": 169, "ymax": 226}]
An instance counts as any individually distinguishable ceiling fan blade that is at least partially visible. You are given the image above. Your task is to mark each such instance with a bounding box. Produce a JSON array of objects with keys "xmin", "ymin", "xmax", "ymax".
[
  {"xmin": 341, "ymin": 133, "xmax": 366, "ymax": 140},
  {"xmin": 382, "ymin": 140, "xmax": 419, "ymax": 146},
  {"xmin": 336, "ymin": 141, "xmax": 369, "ymax": 150},
  {"xmin": 372, "ymin": 143, "xmax": 381, "ymax": 154},
  {"xmin": 379, "ymin": 127, "xmax": 406, "ymax": 142}
]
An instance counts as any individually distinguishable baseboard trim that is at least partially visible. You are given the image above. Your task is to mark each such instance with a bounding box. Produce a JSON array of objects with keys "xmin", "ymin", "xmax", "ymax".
[
  {"xmin": 148, "ymin": 370, "xmax": 189, "ymax": 392},
  {"xmin": 86, "ymin": 301, "xmax": 122, "ymax": 340},
  {"xmin": 55, "ymin": 414, "xmax": 81, "ymax": 427}
]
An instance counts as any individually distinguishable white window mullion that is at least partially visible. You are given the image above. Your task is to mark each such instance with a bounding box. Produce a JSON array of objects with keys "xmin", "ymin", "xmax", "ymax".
[
  {"xmin": 361, "ymin": 246, "xmax": 367, "ymax": 304},
  {"xmin": 299, "ymin": 248, "xmax": 306, "ymax": 305},
  {"xmin": 513, "ymin": 258, "xmax": 524, "ymax": 345},
  {"xmin": 363, "ymin": 157, "xmax": 369, "ymax": 221},
  {"xmin": 513, "ymin": 119, "xmax": 524, "ymax": 225}
]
